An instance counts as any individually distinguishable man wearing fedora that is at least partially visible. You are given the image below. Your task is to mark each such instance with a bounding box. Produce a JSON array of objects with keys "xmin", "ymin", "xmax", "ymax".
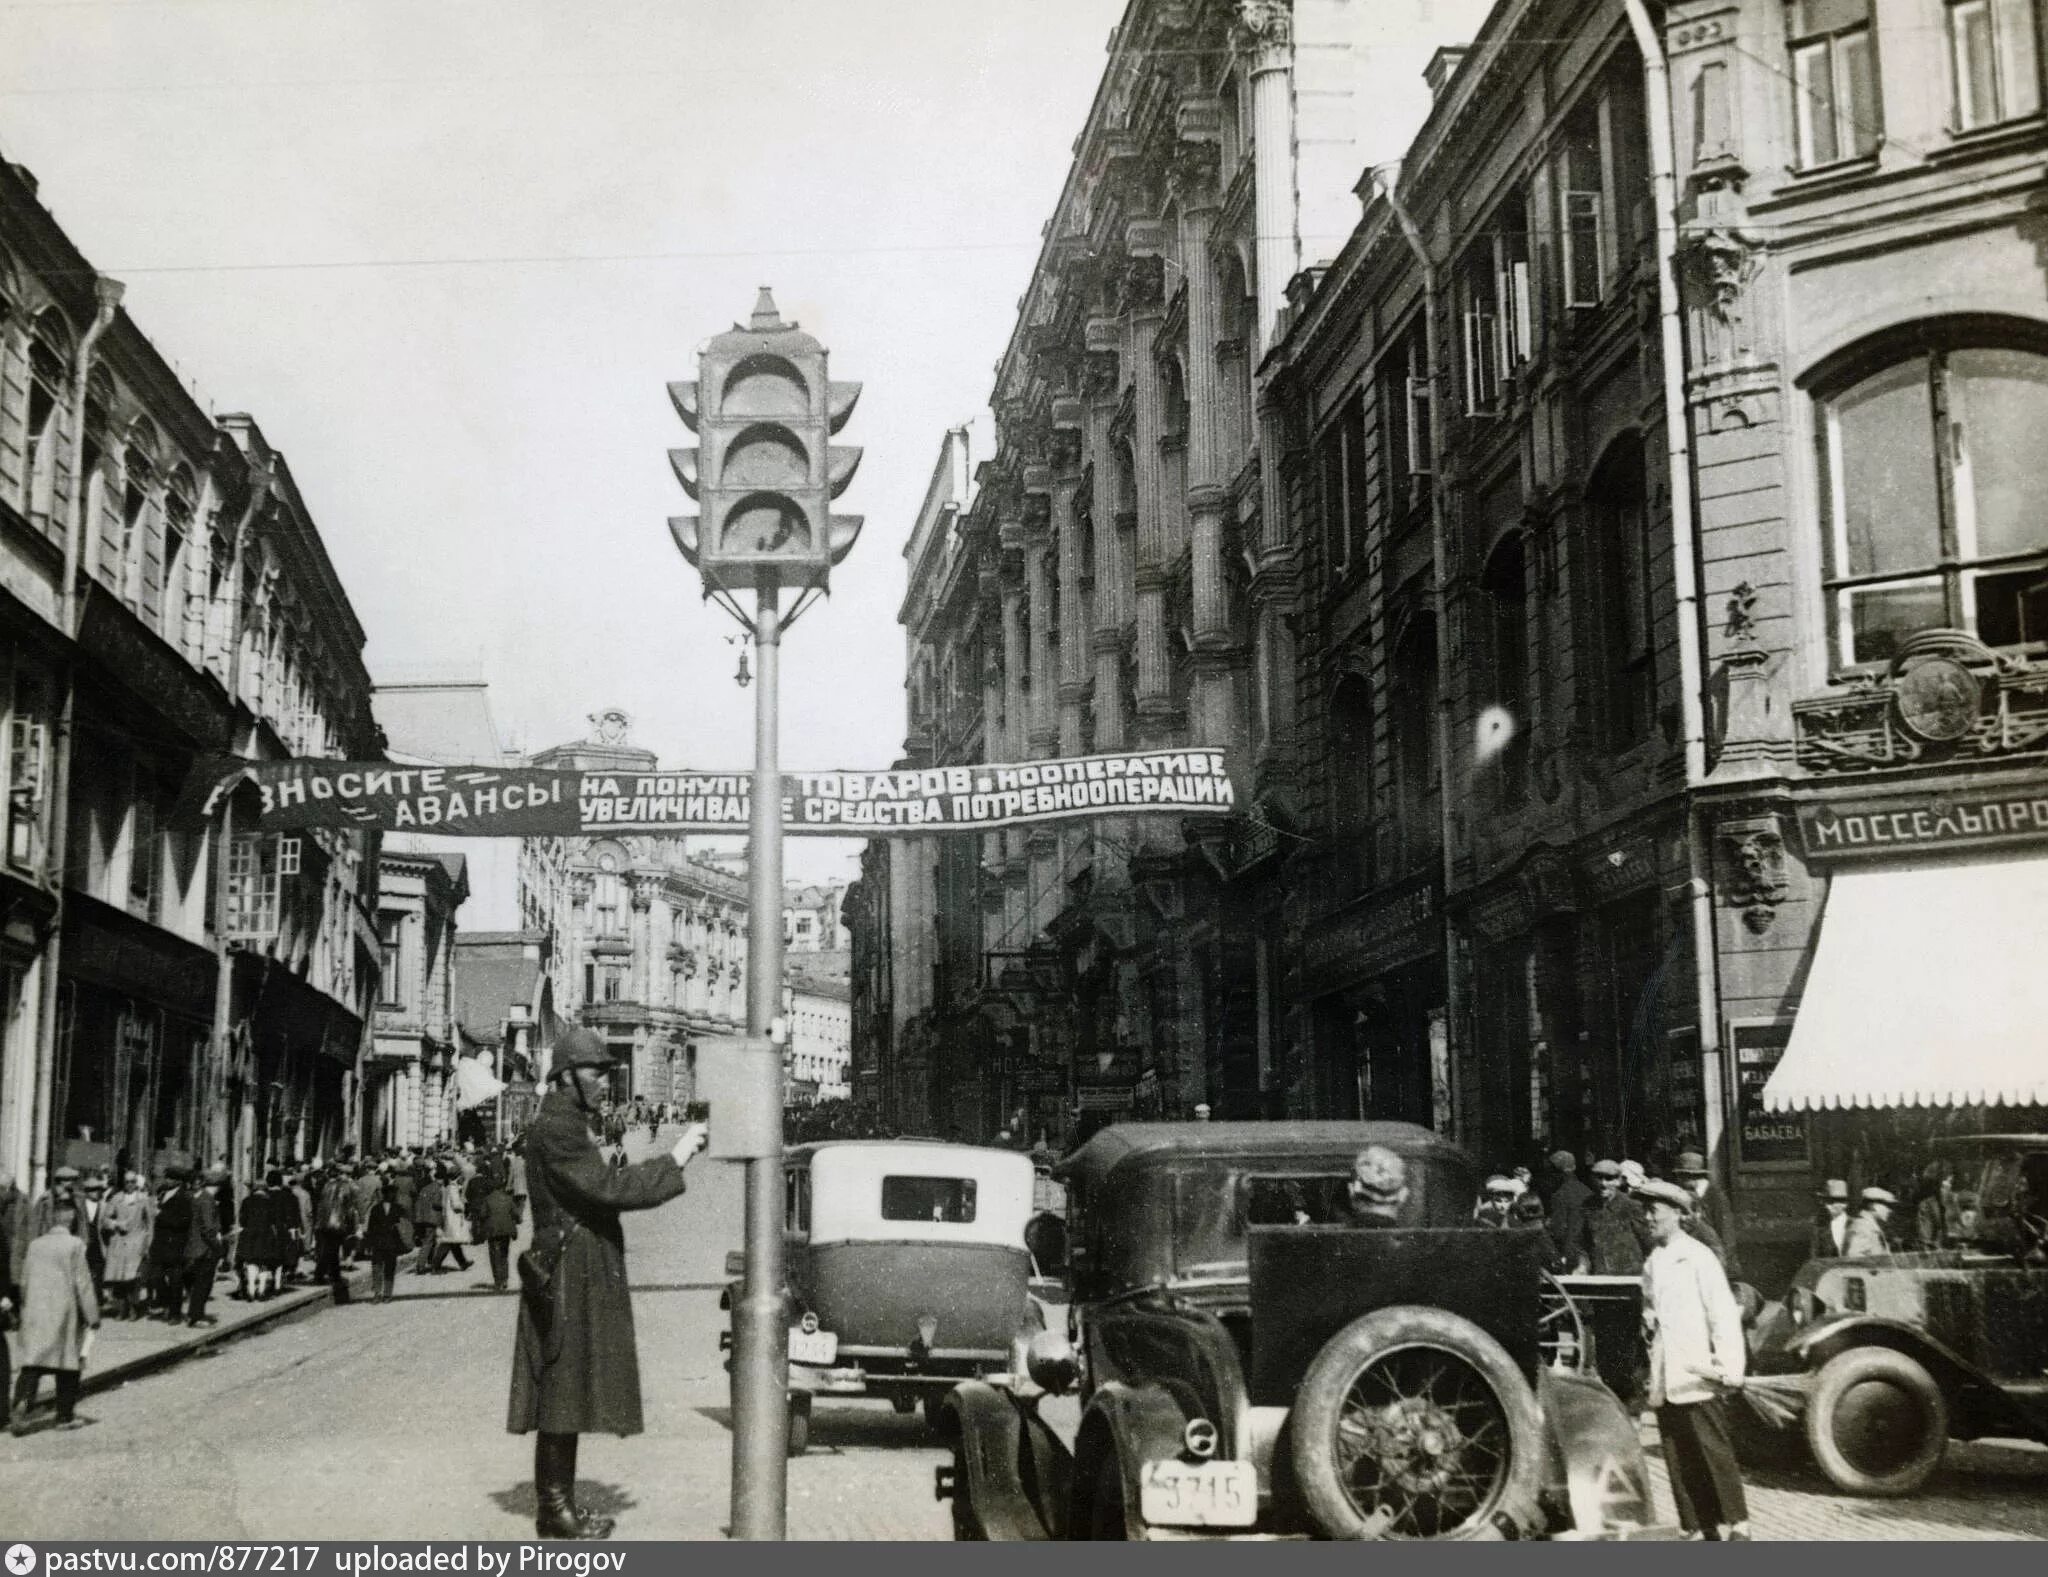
[
  {"xmin": 1810, "ymin": 1179, "xmax": 1852, "ymax": 1258},
  {"xmin": 1639, "ymin": 1176, "xmax": 1750, "ymax": 1540},
  {"xmin": 1844, "ymin": 1186, "xmax": 1897, "ymax": 1258},
  {"xmin": 507, "ymin": 1027, "xmax": 707, "ymax": 1540}
]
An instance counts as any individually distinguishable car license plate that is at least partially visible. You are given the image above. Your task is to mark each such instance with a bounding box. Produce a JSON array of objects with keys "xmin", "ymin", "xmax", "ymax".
[
  {"xmin": 787, "ymin": 1328, "xmax": 838, "ymax": 1365},
  {"xmin": 1139, "ymin": 1459, "xmax": 1257, "ymax": 1529}
]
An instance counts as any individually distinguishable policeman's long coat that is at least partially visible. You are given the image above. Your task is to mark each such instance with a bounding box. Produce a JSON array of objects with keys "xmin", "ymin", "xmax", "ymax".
[{"xmin": 506, "ymin": 1088, "xmax": 687, "ymax": 1437}]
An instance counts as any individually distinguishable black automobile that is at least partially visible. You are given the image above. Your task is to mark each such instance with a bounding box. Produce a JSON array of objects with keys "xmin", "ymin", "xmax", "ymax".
[
  {"xmin": 935, "ymin": 1121, "xmax": 1670, "ymax": 1541},
  {"xmin": 1739, "ymin": 1133, "xmax": 2048, "ymax": 1496}
]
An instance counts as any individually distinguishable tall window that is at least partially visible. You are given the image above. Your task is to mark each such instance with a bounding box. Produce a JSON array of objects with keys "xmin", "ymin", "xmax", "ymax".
[
  {"xmin": 163, "ymin": 475, "xmax": 196, "ymax": 651},
  {"xmin": 592, "ymin": 871, "xmax": 623, "ymax": 936},
  {"xmin": 1588, "ymin": 439, "xmax": 1655, "ymax": 751},
  {"xmin": 1389, "ymin": 618, "xmax": 1441, "ymax": 874},
  {"xmin": 120, "ymin": 438, "xmax": 158, "ymax": 616},
  {"xmin": 24, "ymin": 315, "xmax": 69, "ymax": 530},
  {"xmin": 1317, "ymin": 395, "xmax": 1368, "ymax": 578},
  {"xmin": 1948, "ymin": 0, "xmax": 2042, "ymax": 130},
  {"xmin": 1382, "ymin": 323, "xmax": 1433, "ymax": 520},
  {"xmin": 6, "ymin": 668, "xmax": 49, "ymax": 870},
  {"xmin": 378, "ymin": 915, "xmax": 405, "ymax": 1007},
  {"xmin": 1820, "ymin": 342, "xmax": 2048, "ymax": 665},
  {"xmin": 227, "ymin": 833, "xmax": 298, "ymax": 940},
  {"xmin": 1461, "ymin": 196, "xmax": 1532, "ymax": 414},
  {"xmin": 1329, "ymin": 673, "xmax": 1375, "ymax": 893},
  {"xmin": 1481, "ymin": 536, "xmax": 1531, "ymax": 807},
  {"xmin": 1788, "ymin": 0, "xmax": 1881, "ymax": 168},
  {"xmin": 128, "ymin": 786, "xmax": 160, "ymax": 919}
]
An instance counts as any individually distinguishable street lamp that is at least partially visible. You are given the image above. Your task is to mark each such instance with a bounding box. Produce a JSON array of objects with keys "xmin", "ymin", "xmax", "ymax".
[{"xmin": 667, "ymin": 288, "xmax": 860, "ymax": 1542}]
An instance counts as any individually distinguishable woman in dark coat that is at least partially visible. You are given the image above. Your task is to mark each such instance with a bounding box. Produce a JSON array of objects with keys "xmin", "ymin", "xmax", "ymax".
[
  {"xmin": 507, "ymin": 1030, "xmax": 705, "ymax": 1539},
  {"xmin": 477, "ymin": 1161, "xmax": 521, "ymax": 1293},
  {"xmin": 236, "ymin": 1172, "xmax": 286, "ymax": 1301}
]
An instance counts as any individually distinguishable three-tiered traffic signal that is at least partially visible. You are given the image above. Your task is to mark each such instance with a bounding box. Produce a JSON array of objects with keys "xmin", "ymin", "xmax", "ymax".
[{"xmin": 668, "ymin": 288, "xmax": 862, "ymax": 593}]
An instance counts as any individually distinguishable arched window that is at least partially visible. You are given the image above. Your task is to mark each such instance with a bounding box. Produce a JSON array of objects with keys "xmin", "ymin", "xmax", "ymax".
[
  {"xmin": 1818, "ymin": 339, "xmax": 2048, "ymax": 665},
  {"xmin": 121, "ymin": 420, "xmax": 163, "ymax": 618},
  {"xmin": 1389, "ymin": 614, "xmax": 1440, "ymax": 874},
  {"xmin": 1329, "ymin": 671, "xmax": 1375, "ymax": 894},
  {"xmin": 1480, "ymin": 535, "xmax": 1530, "ymax": 806},
  {"xmin": 164, "ymin": 463, "xmax": 198, "ymax": 652},
  {"xmin": 1586, "ymin": 437, "xmax": 1653, "ymax": 751},
  {"xmin": 25, "ymin": 309, "xmax": 73, "ymax": 530}
]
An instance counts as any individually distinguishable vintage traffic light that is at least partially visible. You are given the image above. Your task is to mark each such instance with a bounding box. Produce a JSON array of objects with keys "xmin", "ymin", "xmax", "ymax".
[{"xmin": 668, "ymin": 288, "xmax": 862, "ymax": 594}]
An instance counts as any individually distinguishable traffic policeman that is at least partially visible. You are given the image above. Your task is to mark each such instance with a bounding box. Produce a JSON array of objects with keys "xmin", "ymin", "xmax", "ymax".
[{"xmin": 507, "ymin": 1028, "xmax": 707, "ymax": 1539}]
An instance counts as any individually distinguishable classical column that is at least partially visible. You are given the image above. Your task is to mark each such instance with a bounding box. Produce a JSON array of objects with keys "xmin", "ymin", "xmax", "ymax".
[
  {"xmin": 1051, "ymin": 456, "xmax": 1086, "ymax": 759},
  {"xmin": 629, "ymin": 875, "xmax": 657, "ymax": 1002},
  {"xmin": 1023, "ymin": 534, "xmax": 1057, "ymax": 757},
  {"xmin": 1001, "ymin": 562, "xmax": 1027, "ymax": 763},
  {"xmin": 566, "ymin": 872, "xmax": 592, "ymax": 1014},
  {"xmin": 1127, "ymin": 263, "xmax": 1174, "ymax": 743},
  {"xmin": 1086, "ymin": 355, "xmax": 1126, "ymax": 751},
  {"xmin": 1237, "ymin": 2, "xmax": 1297, "ymax": 355}
]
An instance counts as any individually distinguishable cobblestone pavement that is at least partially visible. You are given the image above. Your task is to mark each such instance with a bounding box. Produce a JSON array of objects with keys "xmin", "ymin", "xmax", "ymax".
[{"xmin": 1, "ymin": 1129, "xmax": 2042, "ymax": 1540}]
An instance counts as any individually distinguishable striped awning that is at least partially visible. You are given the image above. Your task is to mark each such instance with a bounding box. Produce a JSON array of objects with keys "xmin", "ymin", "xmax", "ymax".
[{"xmin": 1764, "ymin": 855, "xmax": 2048, "ymax": 1112}]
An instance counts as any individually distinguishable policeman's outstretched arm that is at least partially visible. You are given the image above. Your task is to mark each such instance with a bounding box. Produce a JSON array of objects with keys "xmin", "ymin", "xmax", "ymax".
[{"xmin": 535, "ymin": 1121, "xmax": 690, "ymax": 1214}]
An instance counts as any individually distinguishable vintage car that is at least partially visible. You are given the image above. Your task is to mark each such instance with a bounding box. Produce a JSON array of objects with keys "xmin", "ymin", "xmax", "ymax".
[
  {"xmin": 722, "ymin": 1139, "xmax": 1045, "ymax": 1454},
  {"xmin": 934, "ymin": 1121, "xmax": 1669, "ymax": 1541},
  {"xmin": 1738, "ymin": 1134, "xmax": 2048, "ymax": 1496}
]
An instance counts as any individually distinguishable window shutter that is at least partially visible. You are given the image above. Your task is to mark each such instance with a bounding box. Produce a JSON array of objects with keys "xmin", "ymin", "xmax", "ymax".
[
  {"xmin": 1406, "ymin": 376, "xmax": 1434, "ymax": 477},
  {"xmin": 0, "ymin": 333, "xmax": 27, "ymax": 501},
  {"xmin": 140, "ymin": 507, "xmax": 165, "ymax": 625},
  {"xmin": 1511, "ymin": 260, "xmax": 1535, "ymax": 362}
]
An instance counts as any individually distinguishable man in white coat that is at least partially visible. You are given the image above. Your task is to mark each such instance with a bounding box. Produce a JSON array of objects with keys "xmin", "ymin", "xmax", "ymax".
[
  {"xmin": 10, "ymin": 1197, "xmax": 101, "ymax": 1433},
  {"xmin": 1639, "ymin": 1177, "xmax": 1750, "ymax": 1540}
]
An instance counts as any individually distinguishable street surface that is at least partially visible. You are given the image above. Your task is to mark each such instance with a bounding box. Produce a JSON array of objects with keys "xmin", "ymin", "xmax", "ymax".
[{"xmin": 2, "ymin": 1129, "xmax": 2043, "ymax": 1541}]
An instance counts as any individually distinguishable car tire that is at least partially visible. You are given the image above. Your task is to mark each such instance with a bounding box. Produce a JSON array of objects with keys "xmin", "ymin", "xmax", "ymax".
[
  {"xmin": 1290, "ymin": 1305, "xmax": 1545, "ymax": 1540},
  {"xmin": 787, "ymin": 1395, "xmax": 812, "ymax": 1458},
  {"xmin": 1805, "ymin": 1347, "xmax": 1948, "ymax": 1497}
]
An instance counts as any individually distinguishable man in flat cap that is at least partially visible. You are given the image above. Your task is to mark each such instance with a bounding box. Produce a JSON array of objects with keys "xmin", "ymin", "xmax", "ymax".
[
  {"xmin": 507, "ymin": 1027, "xmax": 707, "ymax": 1540},
  {"xmin": 1543, "ymin": 1150, "xmax": 1593, "ymax": 1274},
  {"xmin": 1639, "ymin": 1176, "xmax": 1750, "ymax": 1540},
  {"xmin": 1587, "ymin": 1159, "xmax": 1652, "ymax": 1276}
]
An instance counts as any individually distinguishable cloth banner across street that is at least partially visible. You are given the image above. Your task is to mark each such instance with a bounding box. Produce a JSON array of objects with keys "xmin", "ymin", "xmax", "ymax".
[{"xmin": 175, "ymin": 747, "xmax": 1237, "ymax": 837}]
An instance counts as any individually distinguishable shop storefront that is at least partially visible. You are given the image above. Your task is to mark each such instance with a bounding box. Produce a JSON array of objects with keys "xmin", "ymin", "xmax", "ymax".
[
  {"xmin": 1742, "ymin": 778, "xmax": 2048, "ymax": 1287},
  {"xmin": 1301, "ymin": 875, "xmax": 1447, "ymax": 1128},
  {"xmin": 55, "ymin": 893, "xmax": 214, "ymax": 1179}
]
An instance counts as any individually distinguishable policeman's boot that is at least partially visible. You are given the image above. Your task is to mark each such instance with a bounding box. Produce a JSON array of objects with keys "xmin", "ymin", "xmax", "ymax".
[
  {"xmin": 534, "ymin": 1433, "xmax": 585, "ymax": 1539},
  {"xmin": 561, "ymin": 1434, "xmax": 614, "ymax": 1539}
]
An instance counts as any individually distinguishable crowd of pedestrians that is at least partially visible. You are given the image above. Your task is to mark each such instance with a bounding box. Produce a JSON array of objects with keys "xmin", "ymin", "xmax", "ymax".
[{"xmin": 0, "ymin": 1139, "xmax": 534, "ymax": 1434}]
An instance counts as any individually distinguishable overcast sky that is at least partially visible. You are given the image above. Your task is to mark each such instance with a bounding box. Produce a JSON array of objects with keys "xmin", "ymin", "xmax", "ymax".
[{"xmin": 0, "ymin": 0, "xmax": 1127, "ymax": 882}]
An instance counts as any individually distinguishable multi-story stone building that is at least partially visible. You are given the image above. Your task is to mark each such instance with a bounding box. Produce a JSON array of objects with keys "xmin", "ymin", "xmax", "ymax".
[
  {"xmin": 783, "ymin": 881, "xmax": 849, "ymax": 955},
  {"xmin": 859, "ymin": 0, "xmax": 2048, "ymax": 1287},
  {"xmin": 0, "ymin": 151, "xmax": 382, "ymax": 1191},
  {"xmin": 784, "ymin": 972, "xmax": 852, "ymax": 1104},
  {"xmin": 864, "ymin": 0, "xmax": 1493, "ymax": 1146},
  {"xmin": 366, "ymin": 851, "xmax": 469, "ymax": 1150},
  {"xmin": 521, "ymin": 709, "xmax": 749, "ymax": 1101}
]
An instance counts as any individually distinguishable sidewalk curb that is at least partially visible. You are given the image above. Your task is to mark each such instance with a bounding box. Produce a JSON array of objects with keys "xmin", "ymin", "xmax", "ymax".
[{"xmin": 80, "ymin": 1273, "xmax": 371, "ymax": 1399}]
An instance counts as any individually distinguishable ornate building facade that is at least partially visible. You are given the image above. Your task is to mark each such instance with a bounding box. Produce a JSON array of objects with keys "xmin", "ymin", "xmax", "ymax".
[
  {"xmin": 858, "ymin": 0, "xmax": 2048, "ymax": 1290},
  {"xmin": 0, "ymin": 150, "xmax": 382, "ymax": 1191},
  {"xmin": 521, "ymin": 710, "xmax": 749, "ymax": 1102},
  {"xmin": 862, "ymin": 0, "xmax": 1493, "ymax": 1147}
]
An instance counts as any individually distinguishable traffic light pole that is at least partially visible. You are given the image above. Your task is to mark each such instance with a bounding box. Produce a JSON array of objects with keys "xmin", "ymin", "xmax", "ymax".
[{"xmin": 732, "ymin": 582, "xmax": 788, "ymax": 1540}]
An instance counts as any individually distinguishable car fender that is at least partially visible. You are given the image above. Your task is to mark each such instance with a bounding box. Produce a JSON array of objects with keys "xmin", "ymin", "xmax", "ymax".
[
  {"xmin": 1535, "ymin": 1368, "xmax": 1659, "ymax": 1537},
  {"xmin": 1789, "ymin": 1314, "xmax": 1987, "ymax": 1390},
  {"xmin": 1074, "ymin": 1380, "xmax": 1201, "ymax": 1537},
  {"xmin": 942, "ymin": 1381, "xmax": 1070, "ymax": 1540}
]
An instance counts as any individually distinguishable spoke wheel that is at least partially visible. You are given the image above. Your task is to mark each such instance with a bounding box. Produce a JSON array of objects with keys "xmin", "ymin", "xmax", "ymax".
[{"xmin": 1292, "ymin": 1306, "xmax": 1544, "ymax": 1541}]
